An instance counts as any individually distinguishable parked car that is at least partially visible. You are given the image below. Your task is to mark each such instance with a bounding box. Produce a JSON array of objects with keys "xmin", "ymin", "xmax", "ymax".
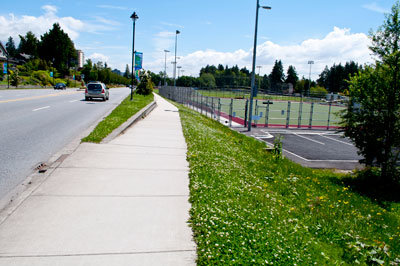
[
  {"xmin": 85, "ymin": 82, "xmax": 109, "ymax": 101},
  {"xmin": 54, "ymin": 83, "xmax": 66, "ymax": 90}
]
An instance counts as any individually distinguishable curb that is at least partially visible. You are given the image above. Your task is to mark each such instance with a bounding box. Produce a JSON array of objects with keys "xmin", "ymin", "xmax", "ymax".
[{"xmin": 101, "ymin": 100, "xmax": 157, "ymax": 144}]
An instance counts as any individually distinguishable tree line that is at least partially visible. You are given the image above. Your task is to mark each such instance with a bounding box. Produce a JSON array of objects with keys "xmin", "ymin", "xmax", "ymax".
[
  {"xmin": 147, "ymin": 60, "xmax": 363, "ymax": 97},
  {"xmin": 4, "ymin": 23, "xmax": 77, "ymax": 76}
]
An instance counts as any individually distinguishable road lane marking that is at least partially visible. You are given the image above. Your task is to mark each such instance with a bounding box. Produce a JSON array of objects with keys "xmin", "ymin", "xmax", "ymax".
[
  {"xmin": 33, "ymin": 106, "xmax": 50, "ymax": 112},
  {"xmin": 0, "ymin": 91, "xmax": 81, "ymax": 104},
  {"xmin": 282, "ymin": 149, "xmax": 358, "ymax": 162},
  {"xmin": 293, "ymin": 133, "xmax": 325, "ymax": 145},
  {"xmin": 320, "ymin": 135, "xmax": 354, "ymax": 146},
  {"xmin": 69, "ymin": 100, "xmax": 79, "ymax": 103}
]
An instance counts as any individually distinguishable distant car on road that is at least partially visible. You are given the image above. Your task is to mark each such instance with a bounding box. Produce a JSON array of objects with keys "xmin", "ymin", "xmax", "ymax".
[
  {"xmin": 54, "ymin": 83, "xmax": 66, "ymax": 90},
  {"xmin": 85, "ymin": 82, "xmax": 109, "ymax": 101}
]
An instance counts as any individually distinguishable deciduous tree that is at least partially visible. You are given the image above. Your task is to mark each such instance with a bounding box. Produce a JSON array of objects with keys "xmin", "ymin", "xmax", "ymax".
[{"xmin": 342, "ymin": 1, "xmax": 400, "ymax": 182}]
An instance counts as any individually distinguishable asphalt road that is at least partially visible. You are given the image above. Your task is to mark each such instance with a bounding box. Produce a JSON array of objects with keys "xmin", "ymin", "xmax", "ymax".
[
  {"xmin": 0, "ymin": 88, "xmax": 130, "ymax": 199},
  {"xmin": 237, "ymin": 127, "xmax": 363, "ymax": 170}
]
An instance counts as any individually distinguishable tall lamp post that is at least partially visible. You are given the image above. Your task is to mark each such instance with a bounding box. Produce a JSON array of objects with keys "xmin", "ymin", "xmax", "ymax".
[
  {"xmin": 248, "ymin": 1, "xmax": 271, "ymax": 131},
  {"xmin": 307, "ymin": 60, "xmax": 314, "ymax": 97},
  {"xmin": 177, "ymin": 66, "xmax": 182, "ymax": 80},
  {"xmin": 130, "ymin": 12, "xmax": 139, "ymax": 101},
  {"xmin": 164, "ymin": 49, "xmax": 170, "ymax": 86},
  {"xmin": 173, "ymin": 30, "xmax": 180, "ymax": 87},
  {"xmin": 256, "ymin": 65, "xmax": 262, "ymax": 91}
]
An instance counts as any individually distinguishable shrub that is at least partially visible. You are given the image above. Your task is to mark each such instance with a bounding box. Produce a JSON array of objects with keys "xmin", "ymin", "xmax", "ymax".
[
  {"xmin": 31, "ymin": 70, "xmax": 51, "ymax": 86},
  {"xmin": 136, "ymin": 71, "xmax": 153, "ymax": 95}
]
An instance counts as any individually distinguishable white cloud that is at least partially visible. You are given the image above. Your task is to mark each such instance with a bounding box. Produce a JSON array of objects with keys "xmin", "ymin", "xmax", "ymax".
[
  {"xmin": 161, "ymin": 22, "xmax": 184, "ymax": 29},
  {"xmin": 362, "ymin": 2, "xmax": 390, "ymax": 14},
  {"xmin": 0, "ymin": 5, "xmax": 84, "ymax": 42},
  {"xmin": 42, "ymin": 5, "xmax": 58, "ymax": 15},
  {"xmin": 146, "ymin": 27, "xmax": 372, "ymax": 79},
  {"xmin": 97, "ymin": 5, "xmax": 128, "ymax": 10},
  {"xmin": 88, "ymin": 52, "xmax": 109, "ymax": 63}
]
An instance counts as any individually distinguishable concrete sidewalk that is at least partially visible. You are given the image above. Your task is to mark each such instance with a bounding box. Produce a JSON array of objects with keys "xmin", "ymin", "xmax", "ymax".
[{"xmin": 0, "ymin": 94, "xmax": 196, "ymax": 265}]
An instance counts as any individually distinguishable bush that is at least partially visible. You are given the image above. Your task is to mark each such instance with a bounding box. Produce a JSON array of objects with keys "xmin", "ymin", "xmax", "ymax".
[
  {"xmin": 10, "ymin": 70, "xmax": 20, "ymax": 87},
  {"xmin": 136, "ymin": 71, "xmax": 153, "ymax": 95},
  {"xmin": 31, "ymin": 70, "xmax": 51, "ymax": 86},
  {"xmin": 310, "ymin": 86, "xmax": 328, "ymax": 98}
]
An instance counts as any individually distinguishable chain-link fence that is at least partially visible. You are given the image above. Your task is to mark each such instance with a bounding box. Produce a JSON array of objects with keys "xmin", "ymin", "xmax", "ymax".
[{"xmin": 159, "ymin": 86, "xmax": 345, "ymax": 130}]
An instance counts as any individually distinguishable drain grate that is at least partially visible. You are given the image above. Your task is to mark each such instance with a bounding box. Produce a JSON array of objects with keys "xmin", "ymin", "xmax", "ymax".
[{"xmin": 35, "ymin": 163, "xmax": 48, "ymax": 173}]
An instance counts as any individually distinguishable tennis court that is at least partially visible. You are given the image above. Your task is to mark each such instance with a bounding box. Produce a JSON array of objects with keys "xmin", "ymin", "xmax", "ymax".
[{"xmin": 159, "ymin": 86, "xmax": 346, "ymax": 130}]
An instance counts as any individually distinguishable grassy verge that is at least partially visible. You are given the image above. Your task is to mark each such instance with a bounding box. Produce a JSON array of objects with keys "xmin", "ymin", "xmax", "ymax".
[
  {"xmin": 177, "ymin": 104, "xmax": 400, "ymax": 265},
  {"xmin": 82, "ymin": 93, "xmax": 154, "ymax": 143}
]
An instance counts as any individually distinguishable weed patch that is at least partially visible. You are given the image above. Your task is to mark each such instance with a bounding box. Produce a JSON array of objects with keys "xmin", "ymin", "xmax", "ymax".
[{"xmin": 178, "ymin": 105, "xmax": 400, "ymax": 265}]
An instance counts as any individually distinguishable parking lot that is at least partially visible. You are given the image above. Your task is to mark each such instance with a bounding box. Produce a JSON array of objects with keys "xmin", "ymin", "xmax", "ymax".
[{"xmin": 237, "ymin": 128, "xmax": 363, "ymax": 170}]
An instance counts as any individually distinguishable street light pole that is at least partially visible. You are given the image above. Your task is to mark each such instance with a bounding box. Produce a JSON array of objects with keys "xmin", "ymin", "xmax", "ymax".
[
  {"xmin": 173, "ymin": 30, "xmax": 180, "ymax": 87},
  {"xmin": 248, "ymin": 1, "xmax": 271, "ymax": 131},
  {"xmin": 130, "ymin": 12, "xmax": 139, "ymax": 101},
  {"xmin": 164, "ymin": 49, "xmax": 170, "ymax": 86},
  {"xmin": 308, "ymin": 60, "xmax": 314, "ymax": 97},
  {"xmin": 177, "ymin": 66, "xmax": 182, "ymax": 80},
  {"xmin": 256, "ymin": 65, "xmax": 262, "ymax": 91}
]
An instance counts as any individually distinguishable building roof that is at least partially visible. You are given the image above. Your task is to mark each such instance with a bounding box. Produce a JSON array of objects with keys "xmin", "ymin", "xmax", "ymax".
[{"xmin": 0, "ymin": 41, "xmax": 8, "ymax": 60}]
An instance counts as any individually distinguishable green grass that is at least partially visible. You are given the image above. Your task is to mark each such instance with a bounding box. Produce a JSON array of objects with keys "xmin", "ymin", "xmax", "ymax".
[
  {"xmin": 177, "ymin": 104, "xmax": 400, "ymax": 265},
  {"xmin": 81, "ymin": 93, "xmax": 154, "ymax": 143}
]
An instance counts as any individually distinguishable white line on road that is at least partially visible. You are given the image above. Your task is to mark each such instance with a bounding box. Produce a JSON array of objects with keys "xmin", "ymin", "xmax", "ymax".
[
  {"xmin": 320, "ymin": 135, "xmax": 354, "ymax": 146},
  {"xmin": 293, "ymin": 133, "xmax": 325, "ymax": 145},
  {"xmin": 69, "ymin": 100, "xmax": 79, "ymax": 103},
  {"xmin": 282, "ymin": 149, "xmax": 358, "ymax": 162},
  {"xmin": 32, "ymin": 106, "xmax": 50, "ymax": 112}
]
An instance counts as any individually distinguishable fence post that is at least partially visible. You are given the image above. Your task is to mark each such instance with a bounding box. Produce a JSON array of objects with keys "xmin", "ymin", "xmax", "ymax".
[
  {"xmin": 286, "ymin": 101, "xmax": 291, "ymax": 128},
  {"xmin": 211, "ymin": 97, "xmax": 214, "ymax": 119},
  {"xmin": 327, "ymin": 103, "xmax": 332, "ymax": 130},
  {"xmin": 205, "ymin": 97, "xmax": 209, "ymax": 117},
  {"xmin": 309, "ymin": 102, "xmax": 314, "ymax": 129},
  {"xmin": 244, "ymin": 99, "xmax": 249, "ymax": 128},
  {"xmin": 265, "ymin": 101, "xmax": 270, "ymax": 127},
  {"xmin": 201, "ymin": 95, "xmax": 204, "ymax": 115},
  {"xmin": 229, "ymin": 99, "xmax": 233, "ymax": 127},
  {"xmin": 218, "ymin": 98, "xmax": 221, "ymax": 122},
  {"xmin": 298, "ymin": 97, "xmax": 303, "ymax": 128}
]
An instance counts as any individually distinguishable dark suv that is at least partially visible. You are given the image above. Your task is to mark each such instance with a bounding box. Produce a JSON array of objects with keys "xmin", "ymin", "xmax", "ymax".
[{"xmin": 54, "ymin": 83, "xmax": 66, "ymax": 90}]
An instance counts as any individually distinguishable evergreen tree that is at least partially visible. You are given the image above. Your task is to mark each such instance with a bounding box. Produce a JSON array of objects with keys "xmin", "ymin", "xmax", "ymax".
[
  {"xmin": 269, "ymin": 60, "xmax": 285, "ymax": 87},
  {"xmin": 38, "ymin": 23, "xmax": 77, "ymax": 74},
  {"xmin": 285, "ymin": 65, "xmax": 299, "ymax": 87},
  {"xmin": 5, "ymin": 37, "xmax": 18, "ymax": 58},
  {"xmin": 18, "ymin": 31, "xmax": 39, "ymax": 57},
  {"xmin": 124, "ymin": 64, "xmax": 131, "ymax": 78}
]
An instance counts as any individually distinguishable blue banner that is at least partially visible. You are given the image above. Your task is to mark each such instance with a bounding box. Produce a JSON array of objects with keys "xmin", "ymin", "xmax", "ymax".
[
  {"xmin": 134, "ymin": 52, "xmax": 143, "ymax": 71},
  {"xmin": 3, "ymin": 63, "xmax": 7, "ymax": 74}
]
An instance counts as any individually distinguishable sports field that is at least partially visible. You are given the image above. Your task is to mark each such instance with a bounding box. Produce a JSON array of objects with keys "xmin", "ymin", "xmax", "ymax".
[{"xmin": 192, "ymin": 96, "xmax": 345, "ymax": 128}]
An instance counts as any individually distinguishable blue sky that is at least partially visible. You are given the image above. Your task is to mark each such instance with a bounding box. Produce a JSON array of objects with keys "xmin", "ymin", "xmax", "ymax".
[{"xmin": 0, "ymin": 0, "xmax": 396, "ymax": 79}]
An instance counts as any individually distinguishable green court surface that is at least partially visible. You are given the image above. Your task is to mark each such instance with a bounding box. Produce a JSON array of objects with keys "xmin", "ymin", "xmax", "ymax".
[{"xmin": 192, "ymin": 96, "xmax": 345, "ymax": 128}]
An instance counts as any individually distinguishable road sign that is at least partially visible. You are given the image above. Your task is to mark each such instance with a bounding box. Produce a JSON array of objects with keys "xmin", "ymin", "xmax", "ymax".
[{"xmin": 3, "ymin": 63, "xmax": 7, "ymax": 74}]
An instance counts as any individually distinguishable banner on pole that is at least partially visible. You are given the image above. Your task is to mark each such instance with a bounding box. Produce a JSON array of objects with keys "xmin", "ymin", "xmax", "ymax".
[
  {"xmin": 135, "ymin": 70, "xmax": 140, "ymax": 82},
  {"xmin": 134, "ymin": 52, "xmax": 143, "ymax": 71},
  {"xmin": 3, "ymin": 63, "xmax": 7, "ymax": 74}
]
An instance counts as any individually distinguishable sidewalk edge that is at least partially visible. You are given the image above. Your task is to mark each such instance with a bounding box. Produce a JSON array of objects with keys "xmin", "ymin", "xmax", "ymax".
[{"xmin": 101, "ymin": 100, "xmax": 157, "ymax": 144}]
